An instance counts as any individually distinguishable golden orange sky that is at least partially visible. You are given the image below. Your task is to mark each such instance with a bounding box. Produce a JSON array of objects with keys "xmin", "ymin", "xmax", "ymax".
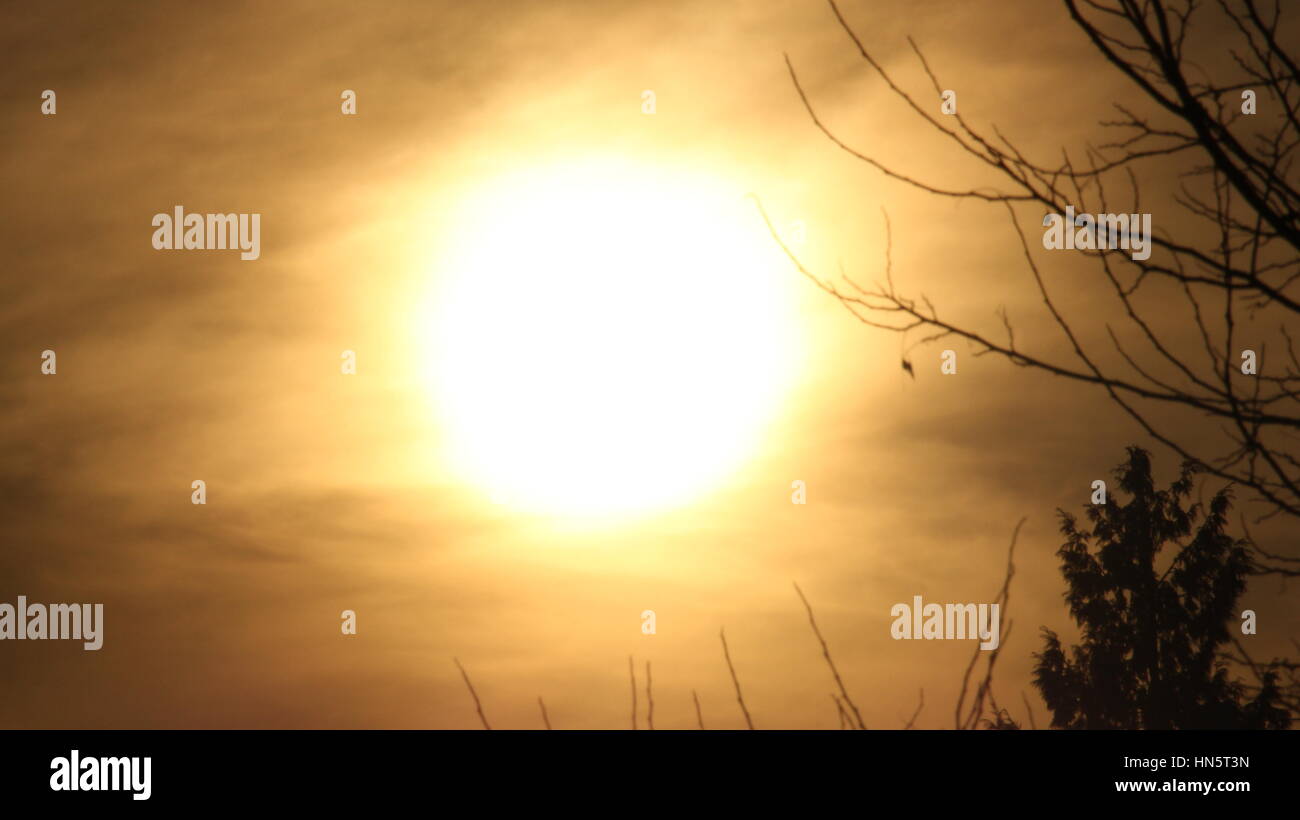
[{"xmin": 2, "ymin": 0, "xmax": 1296, "ymax": 729}]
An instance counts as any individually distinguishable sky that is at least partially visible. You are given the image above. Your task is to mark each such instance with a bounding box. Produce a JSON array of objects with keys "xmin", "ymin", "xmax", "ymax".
[{"xmin": 2, "ymin": 0, "xmax": 1296, "ymax": 729}]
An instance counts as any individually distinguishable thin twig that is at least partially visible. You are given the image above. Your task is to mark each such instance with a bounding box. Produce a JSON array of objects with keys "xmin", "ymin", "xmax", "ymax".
[
  {"xmin": 692, "ymin": 689, "xmax": 705, "ymax": 729},
  {"xmin": 645, "ymin": 661, "xmax": 655, "ymax": 730},
  {"xmin": 453, "ymin": 658, "xmax": 491, "ymax": 730},
  {"xmin": 832, "ymin": 694, "xmax": 851, "ymax": 729},
  {"xmin": 903, "ymin": 688, "xmax": 925, "ymax": 729},
  {"xmin": 538, "ymin": 696, "xmax": 552, "ymax": 730},
  {"xmin": 720, "ymin": 628, "xmax": 755, "ymax": 729},
  {"xmin": 793, "ymin": 582, "xmax": 867, "ymax": 729},
  {"xmin": 955, "ymin": 517, "xmax": 1024, "ymax": 729}
]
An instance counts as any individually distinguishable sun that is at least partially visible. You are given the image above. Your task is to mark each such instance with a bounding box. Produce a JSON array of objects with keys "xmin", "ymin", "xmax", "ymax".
[{"xmin": 422, "ymin": 155, "xmax": 803, "ymax": 518}]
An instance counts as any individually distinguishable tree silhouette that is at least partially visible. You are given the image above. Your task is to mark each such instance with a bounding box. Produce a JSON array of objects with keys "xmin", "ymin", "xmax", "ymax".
[
  {"xmin": 1033, "ymin": 446, "xmax": 1291, "ymax": 728},
  {"xmin": 772, "ymin": 0, "xmax": 1300, "ymax": 721},
  {"xmin": 771, "ymin": 0, "xmax": 1300, "ymax": 555}
]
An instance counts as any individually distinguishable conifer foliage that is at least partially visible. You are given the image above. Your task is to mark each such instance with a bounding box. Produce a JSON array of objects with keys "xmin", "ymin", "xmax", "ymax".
[{"xmin": 1034, "ymin": 447, "xmax": 1290, "ymax": 729}]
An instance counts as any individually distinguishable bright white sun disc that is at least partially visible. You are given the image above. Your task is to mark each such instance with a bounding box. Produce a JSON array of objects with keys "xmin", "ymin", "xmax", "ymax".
[{"xmin": 423, "ymin": 157, "xmax": 802, "ymax": 517}]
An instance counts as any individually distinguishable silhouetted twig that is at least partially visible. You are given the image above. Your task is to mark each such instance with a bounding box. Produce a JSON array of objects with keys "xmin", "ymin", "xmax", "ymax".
[
  {"xmin": 538, "ymin": 696, "xmax": 552, "ymax": 730},
  {"xmin": 692, "ymin": 689, "xmax": 705, "ymax": 729},
  {"xmin": 831, "ymin": 694, "xmax": 851, "ymax": 729},
  {"xmin": 453, "ymin": 658, "xmax": 491, "ymax": 730},
  {"xmin": 720, "ymin": 628, "xmax": 755, "ymax": 729},
  {"xmin": 955, "ymin": 517, "xmax": 1024, "ymax": 729},
  {"xmin": 645, "ymin": 661, "xmax": 654, "ymax": 730},
  {"xmin": 903, "ymin": 688, "xmax": 925, "ymax": 729},
  {"xmin": 794, "ymin": 582, "xmax": 868, "ymax": 729}
]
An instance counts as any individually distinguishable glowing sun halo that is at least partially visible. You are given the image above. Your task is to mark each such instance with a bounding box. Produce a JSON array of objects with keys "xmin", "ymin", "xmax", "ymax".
[{"xmin": 424, "ymin": 157, "xmax": 803, "ymax": 518}]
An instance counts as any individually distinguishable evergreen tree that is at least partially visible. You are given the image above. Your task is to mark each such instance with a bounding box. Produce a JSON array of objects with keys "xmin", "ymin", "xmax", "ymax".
[{"xmin": 1033, "ymin": 447, "xmax": 1290, "ymax": 729}]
